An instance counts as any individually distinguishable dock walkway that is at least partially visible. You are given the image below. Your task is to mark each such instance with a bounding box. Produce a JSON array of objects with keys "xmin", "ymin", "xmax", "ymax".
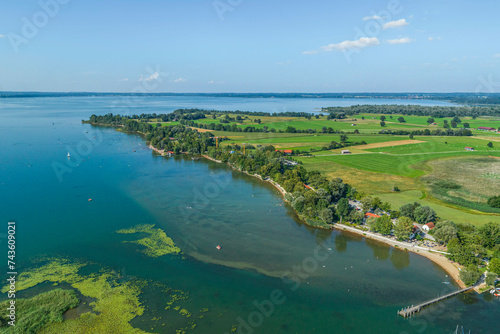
[{"xmin": 398, "ymin": 286, "xmax": 474, "ymax": 317}]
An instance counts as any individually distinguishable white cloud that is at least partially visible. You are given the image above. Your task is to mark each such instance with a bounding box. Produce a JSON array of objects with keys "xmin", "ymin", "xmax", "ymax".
[
  {"xmin": 207, "ymin": 80, "xmax": 215, "ymax": 84},
  {"xmin": 363, "ymin": 15, "xmax": 383, "ymax": 21},
  {"xmin": 121, "ymin": 78, "xmax": 129, "ymax": 81},
  {"xmin": 387, "ymin": 37, "xmax": 413, "ymax": 45},
  {"xmin": 139, "ymin": 72, "xmax": 161, "ymax": 82},
  {"xmin": 428, "ymin": 36, "xmax": 441, "ymax": 41},
  {"xmin": 383, "ymin": 19, "xmax": 409, "ymax": 29},
  {"xmin": 494, "ymin": 54, "xmax": 500, "ymax": 58},
  {"xmin": 321, "ymin": 37, "xmax": 380, "ymax": 52},
  {"xmin": 0, "ymin": 34, "xmax": 5, "ymax": 38},
  {"xmin": 174, "ymin": 77, "xmax": 187, "ymax": 83},
  {"xmin": 276, "ymin": 60, "xmax": 292, "ymax": 65},
  {"xmin": 302, "ymin": 50, "xmax": 318, "ymax": 55}
]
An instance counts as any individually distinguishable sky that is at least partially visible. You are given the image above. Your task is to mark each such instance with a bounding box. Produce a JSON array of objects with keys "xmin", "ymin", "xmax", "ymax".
[{"xmin": 1, "ymin": 0, "xmax": 499, "ymax": 93}]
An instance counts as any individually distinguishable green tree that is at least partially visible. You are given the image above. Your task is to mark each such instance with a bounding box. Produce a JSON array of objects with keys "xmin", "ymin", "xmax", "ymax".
[
  {"xmin": 397, "ymin": 116, "xmax": 405, "ymax": 123},
  {"xmin": 336, "ymin": 198, "xmax": 351, "ymax": 222},
  {"xmin": 433, "ymin": 221, "xmax": 458, "ymax": 244},
  {"xmin": 427, "ymin": 117, "xmax": 434, "ymax": 124},
  {"xmin": 360, "ymin": 196, "xmax": 373, "ymax": 212},
  {"xmin": 394, "ymin": 216, "xmax": 414, "ymax": 241},
  {"xmin": 489, "ymin": 258, "xmax": 500, "ymax": 274},
  {"xmin": 485, "ymin": 272, "xmax": 498, "ymax": 286},
  {"xmin": 319, "ymin": 208, "xmax": 334, "ymax": 224},
  {"xmin": 488, "ymin": 196, "xmax": 500, "ymax": 208},
  {"xmin": 340, "ymin": 134, "xmax": 348, "ymax": 143},
  {"xmin": 380, "ymin": 121, "xmax": 386, "ymax": 127},
  {"xmin": 374, "ymin": 215, "xmax": 393, "ymax": 235},
  {"xmin": 399, "ymin": 202, "xmax": 421, "ymax": 220},
  {"xmin": 413, "ymin": 206, "xmax": 437, "ymax": 224},
  {"xmin": 380, "ymin": 115, "xmax": 386, "ymax": 121},
  {"xmin": 487, "ymin": 142, "xmax": 493, "ymax": 148},
  {"xmin": 463, "ymin": 122, "xmax": 470, "ymax": 128},
  {"xmin": 459, "ymin": 265, "xmax": 481, "ymax": 286},
  {"xmin": 478, "ymin": 222, "xmax": 500, "ymax": 248}
]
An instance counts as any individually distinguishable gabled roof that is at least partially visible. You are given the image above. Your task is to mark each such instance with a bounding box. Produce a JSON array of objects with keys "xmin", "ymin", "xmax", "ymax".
[
  {"xmin": 365, "ymin": 212, "xmax": 380, "ymax": 218},
  {"xmin": 424, "ymin": 222, "xmax": 435, "ymax": 229}
]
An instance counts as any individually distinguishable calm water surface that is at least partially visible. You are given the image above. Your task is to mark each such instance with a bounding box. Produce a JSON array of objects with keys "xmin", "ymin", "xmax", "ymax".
[{"xmin": 0, "ymin": 96, "xmax": 497, "ymax": 333}]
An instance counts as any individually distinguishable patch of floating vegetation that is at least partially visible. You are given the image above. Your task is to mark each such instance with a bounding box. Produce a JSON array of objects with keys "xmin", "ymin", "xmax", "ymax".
[
  {"xmin": 0, "ymin": 258, "xmax": 204, "ymax": 334},
  {"xmin": 116, "ymin": 224, "xmax": 181, "ymax": 257},
  {"xmin": 0, "ymin": 289, "xmax": 79, "ymax": 333}
]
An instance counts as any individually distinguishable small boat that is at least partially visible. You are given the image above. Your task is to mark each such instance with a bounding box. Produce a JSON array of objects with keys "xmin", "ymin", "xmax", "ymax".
[
  {"xmin": 216, "ymin": 245, "xmax": 221, "ymax": 250},
  {"xmin": 88, "ymin": 198, "xmax": 92, "ymax": 202},
  {"xmin": 442, "ymin": 282, "xmax": 450, "ymax": 284},
  {"xmin": 67, "ymin": 152, "xmax": 71, "ymax": 158}
]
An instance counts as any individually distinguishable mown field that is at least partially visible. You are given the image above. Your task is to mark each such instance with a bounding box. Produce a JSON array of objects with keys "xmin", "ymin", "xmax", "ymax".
[{"xmin": 187, "ymin": 112, "xmax": 500, "ymax": 135}]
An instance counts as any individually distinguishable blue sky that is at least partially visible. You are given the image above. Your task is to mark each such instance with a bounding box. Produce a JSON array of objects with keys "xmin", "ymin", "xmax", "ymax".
[{"xmin": 1, "ymin": 0, "xmax": 499, "ymax": 92}]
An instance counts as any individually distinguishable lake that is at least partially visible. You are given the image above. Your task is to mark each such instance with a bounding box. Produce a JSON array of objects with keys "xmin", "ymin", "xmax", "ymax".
[{"xmin": 0, "ymin": 96, "xmax": 497, "ymax": 333}]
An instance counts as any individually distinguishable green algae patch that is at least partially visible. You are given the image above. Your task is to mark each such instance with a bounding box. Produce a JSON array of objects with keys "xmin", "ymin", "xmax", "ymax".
[
  {"xmin": 0, "ymin": 289, "xmax": 79, "ymax": 334},
  {"xmin": 1, "ymin": 258, "xmax": 154, "ymax": 334},
  {"xmin": 116, "ymin": 224, "xmax": 181, "ymax": 257},
  {"xmin": 42, "ymin": 274, "xmax": 151, "ymax": 334},
  {"xmin": 1, "ymin": 258, "xmax": 85, "ymax": 293}
]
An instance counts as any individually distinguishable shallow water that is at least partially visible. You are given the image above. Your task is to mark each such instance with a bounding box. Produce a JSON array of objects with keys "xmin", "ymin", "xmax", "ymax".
[{"xmin": 0, "ymin": 96, "xmax": 498, "ymax": 333}]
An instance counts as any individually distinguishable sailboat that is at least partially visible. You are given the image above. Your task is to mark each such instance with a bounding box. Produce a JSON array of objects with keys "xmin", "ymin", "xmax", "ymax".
[{"xmin": 67, "ymin": 152, "xmax": 71, "ymax": 158}]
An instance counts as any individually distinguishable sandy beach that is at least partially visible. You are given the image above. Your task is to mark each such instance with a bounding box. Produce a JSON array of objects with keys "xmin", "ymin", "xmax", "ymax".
[{"xmin": 334, "ymin": 223, "xmax": 466, "ymax": 288}]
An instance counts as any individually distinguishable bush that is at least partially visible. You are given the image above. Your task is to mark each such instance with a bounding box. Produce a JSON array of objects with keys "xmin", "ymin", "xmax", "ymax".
[
  {"xmin": 485, "ymin": 272, "xmax": 498, "ymax": 286},
  {"xmin": 459, "ymin": 265, "xmax": 481, "ymax": 286},
  {"xmin": 487, "ymin": 196, "xmax": 500, "ymax": 208}
]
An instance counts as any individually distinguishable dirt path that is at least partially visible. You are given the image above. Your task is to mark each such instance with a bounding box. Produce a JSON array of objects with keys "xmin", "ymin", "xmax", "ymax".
[{"xmin": 353, "ymin": 139, "xmax": 426, "ymax": 150}]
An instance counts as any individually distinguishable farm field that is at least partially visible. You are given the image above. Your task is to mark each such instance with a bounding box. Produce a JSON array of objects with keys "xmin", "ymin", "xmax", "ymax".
[
  {"xmin": 421, "ymin": 156, "xmax": 500, "ymax": 214},
  {"xmin": 375, "ymin": 190, "xmax": 499, "ymax": 226},
  {"xmin": 189, "ymin": 112, "xmax": 500, "ymax": 135}
]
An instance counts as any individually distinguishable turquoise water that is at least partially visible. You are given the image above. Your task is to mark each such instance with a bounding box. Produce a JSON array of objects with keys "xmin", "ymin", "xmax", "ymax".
[{"xmin": 0, "ymin": 96, "xmax": 498, "ymax": 333}]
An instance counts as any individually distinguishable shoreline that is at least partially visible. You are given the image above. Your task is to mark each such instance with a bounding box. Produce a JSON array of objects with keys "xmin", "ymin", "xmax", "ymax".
[
  {"xmin": 334, "ymin": 223, "xmax": 466, "ymax": 288},
  {"xmin": 153, "ymin": 145, "xmax": 466, "ymax": 288}
]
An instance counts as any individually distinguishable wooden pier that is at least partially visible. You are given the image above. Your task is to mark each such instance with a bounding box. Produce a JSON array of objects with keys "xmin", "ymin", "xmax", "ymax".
[{"xmin": 398, "ymin": 286, "xmax": 474, "ymax": 317}]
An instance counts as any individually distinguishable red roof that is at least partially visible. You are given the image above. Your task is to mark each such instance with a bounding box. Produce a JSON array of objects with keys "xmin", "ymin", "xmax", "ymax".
[
  {"xmin": 304, "ymin": 184, "xmax": 312, "ymax": 189},
  {"xmin": 365, "ymin": 213, "xmax": 380, "ymax": 218},
  {"xmin": 424, "ymin": 222, "xmax": 435, "ymax": 229},
  {"xmin": 478, "ymin": 127, "xmax": 496, "ymax": 130},
  {"xmin": 276, "ymin": 149, "xmax": 293, "ymax": 154},
  {"xmin": 166, "ymin": 151, "xmax": 174, "ymax": 154}
]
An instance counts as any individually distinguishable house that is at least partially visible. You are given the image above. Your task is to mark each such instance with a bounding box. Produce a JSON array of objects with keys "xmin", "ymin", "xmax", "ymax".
[
  {"xmin": 422, "ymin": 222, "xmax": 435, "ymax": 232},
  {"xmin": 478, "ymin": 127, "xmax": 496, "ymax": 131},
  {"xmin": 365, "ymin": 212, "xmax": 380, "ymax": 219},
  {"xmin": 465, "ymin": 146, "xmax": 474, "ymax": 151},
  {"xmin": 341, "ymin": 150, "xmax": 351, "ymax": 154},
  {"xmin": 351, "ymin": 123, "xmax": 357, "ymax": 126},
  {"xmin": 276, "ymin": 149, "xmax": 293, "ymax": 155},
  {"xmin": 431, "ymin": 122, "xmax": 437, "ymax": 125},
  {"xmin": 166, "ymin": 151, "xmax": 174, "ymax": 157},
  {"xmin": 304, "ymin": 184, "xmax": 313, "ymax": 190},
  {"xmin": 410, "ymin": 224, "xmax": 421, "ymax": 239}
]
